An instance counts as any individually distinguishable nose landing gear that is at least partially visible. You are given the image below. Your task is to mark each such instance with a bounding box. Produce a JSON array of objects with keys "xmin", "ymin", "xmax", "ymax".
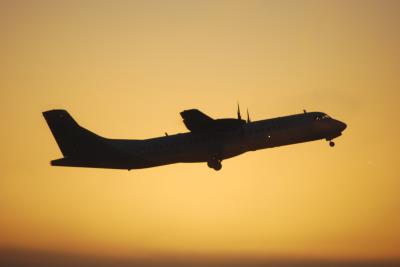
[
  {"xmin": 207, "ymin": 158, "xmax": 222, "ymax": 171},
  {"xmin": 329, "ymin": 141, "xmax": 335, "ymax": 147}
]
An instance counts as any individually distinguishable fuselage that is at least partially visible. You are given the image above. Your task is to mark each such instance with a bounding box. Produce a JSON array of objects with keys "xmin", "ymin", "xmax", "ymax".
[{"xmin": 89, "ymin": 111, "xmax": 346, "ymax": 170}]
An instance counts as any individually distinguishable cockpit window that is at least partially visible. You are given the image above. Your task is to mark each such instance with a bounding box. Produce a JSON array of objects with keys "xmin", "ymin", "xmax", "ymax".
[
  {"xmin": 315, "ymin": 114, "xmax": 330, "ymax": 120},
  {"xmin": 322, "ymin": 114, "xmax": 330, "ymax": 119}
]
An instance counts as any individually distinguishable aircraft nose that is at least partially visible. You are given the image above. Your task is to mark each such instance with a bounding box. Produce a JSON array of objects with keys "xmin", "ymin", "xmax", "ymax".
[{"xmin": 337, "ymin": 120, "xmax": 347, "ymax": 132}]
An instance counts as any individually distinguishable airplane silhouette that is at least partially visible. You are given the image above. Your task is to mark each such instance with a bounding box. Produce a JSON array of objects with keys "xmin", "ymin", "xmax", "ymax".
[{"xmin": 43, "ymin": 106, "xmax": 346, "ymax": 171}]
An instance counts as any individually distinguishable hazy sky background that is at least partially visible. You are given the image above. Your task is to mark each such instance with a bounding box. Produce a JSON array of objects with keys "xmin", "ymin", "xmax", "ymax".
[{"xmin": 1, "ymin": 0, "xmax": 399, "ymax": 264}]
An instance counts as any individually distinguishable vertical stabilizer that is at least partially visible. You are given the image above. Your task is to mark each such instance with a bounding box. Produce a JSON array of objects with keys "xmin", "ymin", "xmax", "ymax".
[{"xmin": 42, "ymin": 110, "xmax": 103, "ymax": 157}]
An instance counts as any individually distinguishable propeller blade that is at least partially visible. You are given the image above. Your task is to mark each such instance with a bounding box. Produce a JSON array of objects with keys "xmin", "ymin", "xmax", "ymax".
[{"xmin": 237, "ymin": 103, "xmax": 242, "ymax": 120}]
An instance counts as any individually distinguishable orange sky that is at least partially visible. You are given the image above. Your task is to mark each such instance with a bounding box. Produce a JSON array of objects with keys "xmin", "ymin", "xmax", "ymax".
[{"xmin": 0, "ymin": 0, "xmax": 400, "ymax": 263}]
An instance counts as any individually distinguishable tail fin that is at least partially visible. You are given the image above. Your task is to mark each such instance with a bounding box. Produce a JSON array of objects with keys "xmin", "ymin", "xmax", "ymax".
[{"xmin": 43, "ymin": 110, "xmax": 104, "ymax": 157}]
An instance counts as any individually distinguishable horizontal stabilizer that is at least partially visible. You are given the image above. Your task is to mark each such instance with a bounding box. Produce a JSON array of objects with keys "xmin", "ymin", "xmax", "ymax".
[{"xmin": 51, "ymin": 158, "xmax": 129, "ymax": 170}]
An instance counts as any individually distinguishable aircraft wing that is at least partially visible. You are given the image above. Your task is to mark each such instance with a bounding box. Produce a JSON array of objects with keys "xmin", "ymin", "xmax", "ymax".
[{"xmin": 180, "ymin": 109, "xmax": 214, "ymax": 132}]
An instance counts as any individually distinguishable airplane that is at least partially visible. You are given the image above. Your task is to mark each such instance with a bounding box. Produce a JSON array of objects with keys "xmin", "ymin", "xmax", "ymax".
[{"xmin": 43, "ymin": 106, "xmax": 347, "ymax": 171}]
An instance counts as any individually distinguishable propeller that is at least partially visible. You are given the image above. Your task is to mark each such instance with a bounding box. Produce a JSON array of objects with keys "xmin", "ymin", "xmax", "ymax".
[{"xmin": 237, "ymin": 103, "xmax": 251, "ymax": 123}]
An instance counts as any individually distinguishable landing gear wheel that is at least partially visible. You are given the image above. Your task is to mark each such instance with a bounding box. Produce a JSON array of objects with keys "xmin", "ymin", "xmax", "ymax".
[
  {"xmin": 213, "ymin": 161, "xmax": 222, "ymax": 171},
  {"xmin": 207, "ymin": 159, "xmax": 222, "ymax": 171},
  {"xmin": 329, "ymin": 141, "xmax": 335, "ymax": 147}
]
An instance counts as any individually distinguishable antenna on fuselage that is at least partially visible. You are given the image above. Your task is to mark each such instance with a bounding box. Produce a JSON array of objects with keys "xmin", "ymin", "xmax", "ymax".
[
  {"xmin": 246, "ymin": 108, "xmax": 251, "ymax": 123},
  {"xmin": 303, "ymin": 109, "xmax": 307, "ymax": 114}
]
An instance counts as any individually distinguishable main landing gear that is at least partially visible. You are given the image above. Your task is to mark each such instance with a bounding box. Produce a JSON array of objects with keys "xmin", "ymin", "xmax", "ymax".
[{"xmin": 207, "ymin": 158, "xmax": 222, "ymax": 171}]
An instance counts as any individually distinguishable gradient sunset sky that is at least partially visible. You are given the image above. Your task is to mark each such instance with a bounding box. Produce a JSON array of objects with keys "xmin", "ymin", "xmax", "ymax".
[{"xmin": 1, "ymin": 0, "xmax": 399, "ymax": 265}]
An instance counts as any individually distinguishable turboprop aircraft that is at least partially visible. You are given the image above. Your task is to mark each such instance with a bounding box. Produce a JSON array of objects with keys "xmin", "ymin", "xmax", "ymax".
[{"xmin": 43, "ymin": 106, "xmax": 346, "ymax": 171}]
